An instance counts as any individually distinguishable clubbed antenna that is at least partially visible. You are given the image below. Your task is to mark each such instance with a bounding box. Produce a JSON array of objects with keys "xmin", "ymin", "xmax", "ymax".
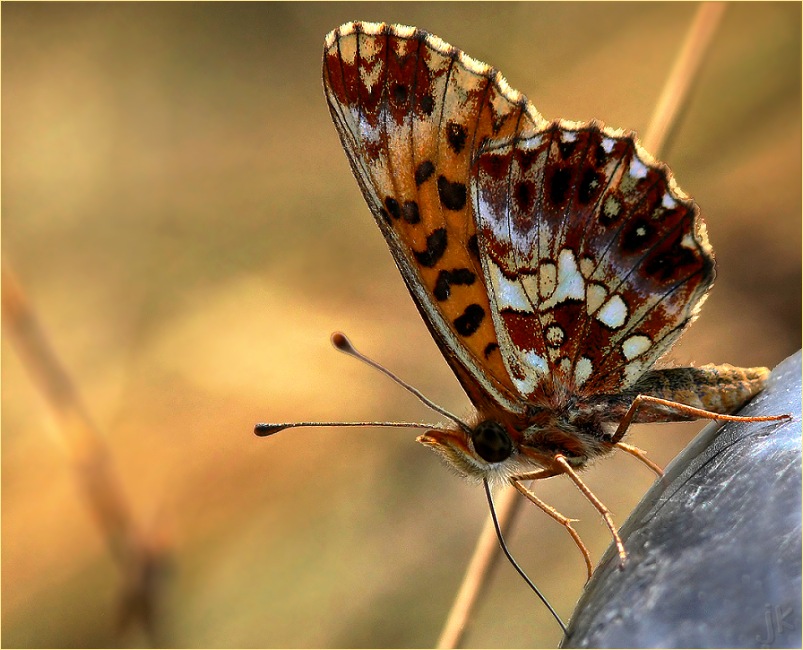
[{"xmin": 255, "ymin": 331, "xmax": 470, "ymax": 437}]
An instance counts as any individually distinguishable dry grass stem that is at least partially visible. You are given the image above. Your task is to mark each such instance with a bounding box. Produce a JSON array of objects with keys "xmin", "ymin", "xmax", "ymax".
[
  {"xmin": 435, "ymin": 4, "xmax": 728, "ymax": 647},
  {"xmin": 2, "ymin": 263, "xmax": 165, "ymax": 640},
  {"xmin": 643, "ymin": 2, "xmax": 727, "ymax": 156},
  {"xmin": 436, "ymin": 484, "xmax": 524, "ymax": 649}
]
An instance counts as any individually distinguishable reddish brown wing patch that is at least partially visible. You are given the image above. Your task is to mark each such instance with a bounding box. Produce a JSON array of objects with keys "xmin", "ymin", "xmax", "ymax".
[
  {"xmin": 323, "ymin": 21, "xmax": 547, "ymax": 413},
  {"xmin": 474, "ymin": 122, "xmax": 714, "ymax": 398}
]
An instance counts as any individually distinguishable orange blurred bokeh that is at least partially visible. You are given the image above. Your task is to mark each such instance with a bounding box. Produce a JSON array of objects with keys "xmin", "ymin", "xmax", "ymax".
[{"xmin": 3, "ymin": 3, "xmax": 800, "ymax": 647}]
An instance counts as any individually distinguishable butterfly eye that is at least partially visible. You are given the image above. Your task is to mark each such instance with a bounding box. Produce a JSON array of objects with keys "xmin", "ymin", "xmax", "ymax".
[{"xmin": 471, "ymin": 420, "xmax": 513, "ymax": 463}]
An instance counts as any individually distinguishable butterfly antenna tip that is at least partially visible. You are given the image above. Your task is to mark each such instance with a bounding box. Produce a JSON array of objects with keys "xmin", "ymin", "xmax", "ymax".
[{"xmin": 330, "ymin": 331, "xmax": 470, "ymax": 433}]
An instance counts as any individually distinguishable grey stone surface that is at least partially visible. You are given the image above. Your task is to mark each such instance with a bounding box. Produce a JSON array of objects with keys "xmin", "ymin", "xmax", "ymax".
[{"xmin": 563, "ymin": 351, "xmax": 802, "ymax": 649}]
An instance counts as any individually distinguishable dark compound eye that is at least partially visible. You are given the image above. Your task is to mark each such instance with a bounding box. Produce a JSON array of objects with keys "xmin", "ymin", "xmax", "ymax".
[{"xmin": 471, "ymin": 420, "xmax": 513, "ymax": 463}]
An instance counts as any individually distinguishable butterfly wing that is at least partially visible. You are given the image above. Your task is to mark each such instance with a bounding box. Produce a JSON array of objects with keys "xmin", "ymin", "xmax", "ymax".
[
  {"xmin": 323, "ymin": 21, "xmax": 548, "ymax": 414},
  {"xmin": 473, "ymin": 122, "xmax": 715, "ymax": 399}
]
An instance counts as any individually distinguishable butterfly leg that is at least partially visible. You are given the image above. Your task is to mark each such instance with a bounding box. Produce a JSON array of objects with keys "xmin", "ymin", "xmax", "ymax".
[
  {"xmin": 614, "ymin": 442, "xmax": 664, "ymax": 477},
  {"xmin": 552, "ymin": 454, "xmax": 628, "ymax": 568},
  {"xmin": 511, "ymin": 471, "xmax": 594, "ymax": 581},
  {"xmin": 610, "ymin": 394, "xmax": 789, "ymax": 445}
]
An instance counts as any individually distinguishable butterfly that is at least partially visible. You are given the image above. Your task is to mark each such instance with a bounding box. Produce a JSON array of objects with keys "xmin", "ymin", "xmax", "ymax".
[{"xmin": 257, "ymin": 20, "xmax": 788, "ymax": 621}]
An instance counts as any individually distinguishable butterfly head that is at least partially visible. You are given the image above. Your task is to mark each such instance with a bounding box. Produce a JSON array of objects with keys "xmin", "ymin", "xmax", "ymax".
[
  {"xmin": 418, "ymin": 418, "xmax": 559, "ymax": 484},
  {"xmin": 417, "ymin": 406, "xmax": 607, "ymax": 484}
]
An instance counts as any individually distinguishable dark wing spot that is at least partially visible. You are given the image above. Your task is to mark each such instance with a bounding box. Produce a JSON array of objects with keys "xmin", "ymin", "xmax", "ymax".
[
  {"xmin": 434, "ymin": 268, "xmax": 476, "ymax": 301},
  {"xmin": 515, "ymin": 180, "xmax": 535, "ymax": 213},
  {"xmin": 379, "ymin": 207, "xmax": 391, "ymax": 223},
  {"xmin": 402, "ymin": 200, "xmax": 420, "ymax": 224},
  {"xmin": 450, "ymin": 268, "xmax": 476, "ymax": 286},
  {"xmin": 420, "ymin": 94, "xmax": 435, "ymax": 115},
  {"xmin": 384, "ymin": 197, "xmax": 401, "ymax": 220},
  {"xmin": 479, "ymin": 153, "xmax": 508, "ymax": 180},
  {"xmin": 594, "ymin": 143, "xmax": 608, "ymax": 167},
  {"xmin": 446, "ymin": 121, "xmax": 467, "ymax": 154},
  {"xmin": 392, "ymin": 83, "xmax": 408, "ymax": 103},
  {"xmin": 621, "ymin": 219, "xmax": 654, "ymax": 253},
  {"xmin": 454, "ymin": 304, "xmax": 485, "ymax": 336},
  {"xmin": 413, "ymin": 228, "xmax": 448, "ymax": 267},
  {"xmin": 467, "ymin": 234, "xmax": 480, "ymax": 260},
  {"xmin": 437, "ymin": 176, "xmax": 467, "ymax": 211},
  {"xmin": 559, "ymin": 139, "xmax": 577, "ymax": 159},
  {"xmin": 549, "ymin": 168, "xmax": 572, "ymax": 206},
  {"xmin": 434, "ymin": 272, "xmax": 451, "ymax": 302},
  {"xmin": 578, "ymin": 167, "xmax": 601, "ymax": 205},
  {"xmin": 643, "ymin": 235, "xmax": 701, "ymax": 282},
  {"xmin": 483, "ymin": 342, "xmax": 499, "ymax": 358},
  {"xmin": 415, "ymin": 160, "xmax": 435, "ymax": 186},
  {"xmin": 516, "ymin": 147, "xmax": 538, "ymax": 170}
]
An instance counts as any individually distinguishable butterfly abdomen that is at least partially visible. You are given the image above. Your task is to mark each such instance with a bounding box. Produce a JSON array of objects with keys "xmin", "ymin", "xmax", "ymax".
[{"xmin": 624, "ymin": 364, "xmax": 772, "ymax": 422}]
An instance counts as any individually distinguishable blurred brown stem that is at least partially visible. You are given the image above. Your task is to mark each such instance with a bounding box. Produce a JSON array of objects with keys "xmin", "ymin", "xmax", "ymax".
[
  {"xmin": 2, "ymin": 262, "xmax": 163, "ymax": 639},
  {"xmin": 643, "ymin": 2, "xmax": 727, "ymax": 156},
  {"xmin": 435, "ymin": 3, "xmax": 728, "ymax": 647},
  {"xmin": 436, "ymin": 485, "xmax": 525, "ymax": 649}
]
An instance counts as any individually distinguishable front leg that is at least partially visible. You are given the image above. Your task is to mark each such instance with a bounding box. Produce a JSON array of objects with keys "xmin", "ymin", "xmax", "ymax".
[
  {"xmin": 510, "ymin": 468, "xmax": 594, "ymax": 580},
  {"xmin": 552, "ymin": 455, "xmax": 628, "ymax": 568}
]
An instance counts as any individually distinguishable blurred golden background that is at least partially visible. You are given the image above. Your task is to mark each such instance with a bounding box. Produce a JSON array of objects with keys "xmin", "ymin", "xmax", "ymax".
[{"xmin": 3, "ymin": 3, "xmax": 800, "ymax": 648}]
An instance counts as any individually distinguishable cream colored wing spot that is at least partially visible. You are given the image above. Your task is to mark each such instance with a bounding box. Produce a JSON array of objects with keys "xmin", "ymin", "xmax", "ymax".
[{"xmin": 596, "ymin": 294, "xmax": 628, "ymax": 330}]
